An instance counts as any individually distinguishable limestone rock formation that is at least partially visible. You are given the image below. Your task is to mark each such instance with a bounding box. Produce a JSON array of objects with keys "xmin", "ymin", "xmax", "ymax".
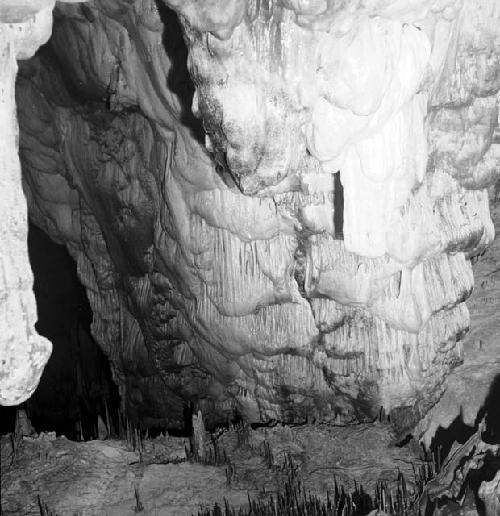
[
  {"xmin": 1, "ymin": 0, "xmax": 499, "ymax": 431},
  {"xmin": 0, "ymin": 1, "xmax": 55, "ymax": 405},
  {"xmin": 479, "ymin": 470, "xmax": 500, "ymax": 516}
]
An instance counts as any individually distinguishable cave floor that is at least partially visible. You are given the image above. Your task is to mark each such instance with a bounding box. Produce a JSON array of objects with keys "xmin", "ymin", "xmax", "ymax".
[
  {"xmin": 1, "ymin": 419, "xmax": 494, "ymax": 516},
  {"xmin": 1, "ymin": 422, "xmax": 425, "ymax": 516}
]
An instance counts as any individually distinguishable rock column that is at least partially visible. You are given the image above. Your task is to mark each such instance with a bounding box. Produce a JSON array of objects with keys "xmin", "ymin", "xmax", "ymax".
[{"xmin": 0, "ymin": 2, "xmax": 56, "ymax": 405}]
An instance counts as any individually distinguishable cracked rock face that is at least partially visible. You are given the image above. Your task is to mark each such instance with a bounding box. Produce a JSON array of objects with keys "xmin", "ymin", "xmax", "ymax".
[{"xmin": 2, "ymin": 0, "xmax": 499, "ymax": 429}]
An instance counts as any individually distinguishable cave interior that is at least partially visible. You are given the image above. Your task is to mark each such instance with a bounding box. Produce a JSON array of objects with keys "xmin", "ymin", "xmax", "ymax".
[{"xmin": 0, "ymin": 1, "xmax": 499, "ymax": 515}]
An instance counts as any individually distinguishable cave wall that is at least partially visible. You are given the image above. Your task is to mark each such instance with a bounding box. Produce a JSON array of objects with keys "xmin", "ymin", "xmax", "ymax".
[{"xmin": 2, "ymin": 0, "xmax": 499, "ymax": 430}]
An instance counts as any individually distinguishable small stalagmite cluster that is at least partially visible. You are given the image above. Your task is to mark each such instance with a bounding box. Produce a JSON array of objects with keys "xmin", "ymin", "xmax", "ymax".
[{"xmin": 0, "ymin": 0, "xmax": 499, "ymax": 437}]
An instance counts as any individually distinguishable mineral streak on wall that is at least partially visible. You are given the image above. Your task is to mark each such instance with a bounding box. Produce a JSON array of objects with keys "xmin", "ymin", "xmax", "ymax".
[{"xmin": 3, "ymin": 0, "xmax": 500, "ymax": 430}]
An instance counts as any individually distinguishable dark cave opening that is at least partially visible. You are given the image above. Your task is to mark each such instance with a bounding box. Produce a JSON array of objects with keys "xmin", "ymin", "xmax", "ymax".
[
  {"xmin": 429, "ymin": 373, "xmax": 500, "ymax": 463},
  {"xmin": 425, "ymin": 372, "xmax": 500, "ymax": 515},
  {"xmin": 154, "ymin": 0, "xmax": 205, "ymax": 144},
  {"xmin": 0, "ymin": 222, "xmax": 120, "ymax": 441},
  {"xmin": 333, "ymin": 171, "xmax": 344, "ymax": 240},
  {"xmin": 479, "ymin": 373, "xmax": 500, "ymax": 445},
  {"xmin": 429, "ymin": 414, "xmax": 476, "ymax": 469}
]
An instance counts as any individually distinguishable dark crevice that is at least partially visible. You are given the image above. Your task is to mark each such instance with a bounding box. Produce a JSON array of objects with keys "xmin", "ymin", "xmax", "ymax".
[
  {"xmin": 430, "ymin": 414, "xmax": 475, "ymax": 469},
  {"xmin": 0, "ymin": 222, "xmax": 121, "ymax": 440},
  {"xmin": 395, "ymin": 433, "xmax": 413, "ymax": 448},
  {"xmin": 429, "ymin": 373, "xmax": 500, "ymax": 465},
  {"xmin": 293, "ymin": 236, "xmax": 309, "ymax": 298},
  {"xmin": 333, "ymin": 171, "xmax": 344, "ymax": 240},
  {"xmin": 250, "ymin": 420, "xmax": 279, "ymax": 430},
  {"xmin": 477, "ymin": 373, "xmax": 500, "ymax": 444},
  {"xmin": 214, "ymin": 151, "xmax": 240, "ymax": 190},
  {"xmin": 426, "ymin": 374, "xmax": 500, "ymax": 514},
  {"xmin": 467, "ymin": 453, "xmax": 500, "ymax": 515},
  {"xmin": 154, "ymin": 1, "xmax": 205, "ymax": 143}
]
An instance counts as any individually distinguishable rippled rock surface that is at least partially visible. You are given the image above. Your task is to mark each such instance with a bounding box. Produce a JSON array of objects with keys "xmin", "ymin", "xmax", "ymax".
[{"xmin": 7, "ymin": 0, "xmax": 500, "ymax": 430}]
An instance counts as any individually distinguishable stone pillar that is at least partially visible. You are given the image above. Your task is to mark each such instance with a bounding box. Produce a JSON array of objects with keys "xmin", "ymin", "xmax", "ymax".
[{"xmin": 0, "ymin": 3, "xmax": 57, "ymax": 405}]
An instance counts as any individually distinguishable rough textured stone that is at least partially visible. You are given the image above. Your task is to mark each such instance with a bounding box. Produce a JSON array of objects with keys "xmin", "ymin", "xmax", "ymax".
[
  {"xmin": 0, "ymin": 434, "xmax": 251, "ymax": 516},
  {"xmin": 0, "ymin": 423, "xmax": 423, "ymax": 516},
  {"xmin": 416, "ymin": 184, "xmax": 500, "ymax": 447},
  {"xmin": 1, "ymin": 0, "xmax": 499, "ymax": 433}
]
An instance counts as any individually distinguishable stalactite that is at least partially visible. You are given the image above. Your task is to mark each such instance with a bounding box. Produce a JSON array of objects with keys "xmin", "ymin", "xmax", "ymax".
[{"xmin": 3, "ymin": 0, "xmax": 498, "ymax": 431}]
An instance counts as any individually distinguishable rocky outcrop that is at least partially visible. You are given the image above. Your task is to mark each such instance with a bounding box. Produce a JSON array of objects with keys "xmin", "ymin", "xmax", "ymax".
[
  {"xmin": 7, "ymin": 0, "xmax": 500, "ymax": 429},
  {"xmin": 416, "ymin": 185, "xmax": 500, "ymax": 447}
]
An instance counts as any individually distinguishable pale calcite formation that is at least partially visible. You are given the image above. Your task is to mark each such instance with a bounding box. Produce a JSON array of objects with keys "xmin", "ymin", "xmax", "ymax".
[
  {"xmin": 0, "ymin": 0, "xmax": 87, "ymax": 406},
  {"xmin": 479, "ymin": 469, "xmax": 500, "ymax": 516},
  {"xmin": 0, "ymin": 3, "xmax": 55, "ymax": 405},
  {"xmin": 12, "ymin": 0, "xmax": 500, "ymax": 429}
]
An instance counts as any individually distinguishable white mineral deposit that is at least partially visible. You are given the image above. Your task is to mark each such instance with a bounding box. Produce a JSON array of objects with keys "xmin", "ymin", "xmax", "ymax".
[{"xmin": 0, "ymin": 1, "xmax": 499, "ymax": 515}]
